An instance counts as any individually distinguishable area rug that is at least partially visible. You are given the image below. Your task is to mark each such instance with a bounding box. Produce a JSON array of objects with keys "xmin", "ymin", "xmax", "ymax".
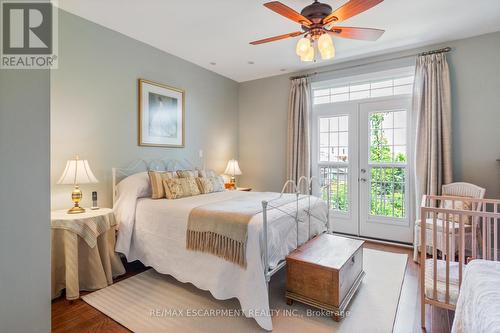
[{"xmin": 83, "ymin": 249, "xmax": 407, "ymax": 333}]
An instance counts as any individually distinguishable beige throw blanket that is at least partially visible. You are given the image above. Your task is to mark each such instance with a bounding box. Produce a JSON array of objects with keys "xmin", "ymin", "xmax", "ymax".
[{"xmin": 186, "ymin": 192, "xmax": 287, "ymax": 268}]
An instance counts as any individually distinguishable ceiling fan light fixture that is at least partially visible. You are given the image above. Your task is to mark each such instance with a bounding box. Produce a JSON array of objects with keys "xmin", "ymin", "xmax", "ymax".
[
  {"xmin": 296, "ymin": 37, "xmax": 311, "ymax": 56},
  {"xmin": 319, "ymin": 38, "xmax": 335, "ymax": 60},
  {"xmin": 318, "ymin": 33, "xmax": 333, "ymax": 52},
  {"xmin": 300, "ymin": 44, "xmax": 315, "ymax": 62}
]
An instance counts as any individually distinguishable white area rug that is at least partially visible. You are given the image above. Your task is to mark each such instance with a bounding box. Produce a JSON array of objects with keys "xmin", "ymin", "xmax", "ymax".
[{"xmin": 83, "ymin": 249, "xmax": 407, "ymax": 333}]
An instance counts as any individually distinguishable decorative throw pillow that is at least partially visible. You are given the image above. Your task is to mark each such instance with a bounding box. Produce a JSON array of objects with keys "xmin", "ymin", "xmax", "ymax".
[
  {"xmin": 197, "ymin": 169, "xmax": 208, "ymax": 178},
  {"xmin": 210, "ymin": 176, "xmax": 225, "ymax": 192},
  {"xmin": 196, "ymin": 177, "xmax": 214, "ymax": 194},
  {"xmin": 163, "ymin": 177, "xmax": 200, "ymax": 199},
  {"xmin": 176, "ymin": 170, "xmax": 199, "ymax": 178},
  {"xmin": 148, "ymin": 170, "xmax": 175, "ymax": 199}
]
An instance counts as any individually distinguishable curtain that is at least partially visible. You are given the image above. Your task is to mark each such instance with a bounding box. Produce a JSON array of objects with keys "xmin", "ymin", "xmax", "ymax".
[
  {"xmin": 413, "ymin": 53, "xmax": 453, "ymax": 203},
  {"xmin": 286, "ymin": 77, "xmax": 311, "ymax": 193}
]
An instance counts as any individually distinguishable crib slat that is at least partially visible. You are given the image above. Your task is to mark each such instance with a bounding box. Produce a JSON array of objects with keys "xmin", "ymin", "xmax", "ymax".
[
  {"xmin": 472, "ymin": 201, "xmax": 477, "ymax": 260},
  {"xmin": 459, "ymin": 213, "xmax": 465, "ymax": 291},
  {"xmin": 494, "ymin": 217, "xmax": 498, "ymax": 261},
  {"xmin": 420, "ymin": 206, "xmax": 427, "ymax": 329},
  {"xmin": 451, "ymin": 199, "xmax": 456, "ymax": 262},
  {"xmin": 445, "ymin": 213, "xmax": 450, "ymax": 305},
  {"xmin": 433, "ymin": 212, "xmax": 437, "ymax": 300},
  {"xmin": 483, "ymin": 216, "xmax": 487, "ymax": 260}
]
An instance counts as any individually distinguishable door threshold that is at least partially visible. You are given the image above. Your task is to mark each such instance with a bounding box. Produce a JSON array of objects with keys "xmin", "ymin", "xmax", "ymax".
[{"xmin": 330, "ymin": 231, "xmax": 413, "ymax": 249}]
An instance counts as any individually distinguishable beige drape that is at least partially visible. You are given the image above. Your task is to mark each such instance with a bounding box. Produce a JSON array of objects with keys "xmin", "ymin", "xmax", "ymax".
[
  {"xmin": 413, "ymin": 53, "xmax": 453, "ymax": 202},
  {"xmin": 286, "ymin": 77, "xmax": 311, "ymax": 192}
]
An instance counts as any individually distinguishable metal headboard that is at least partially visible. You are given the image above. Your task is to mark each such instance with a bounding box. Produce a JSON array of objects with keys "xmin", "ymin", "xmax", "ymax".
[{"xmin": 112, "ymin": 158, "xmax": 199, "ymax": 205}]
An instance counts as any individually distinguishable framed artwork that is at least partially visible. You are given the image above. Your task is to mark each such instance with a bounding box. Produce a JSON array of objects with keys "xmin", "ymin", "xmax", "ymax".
[{"xmin": 138, "ymin": 79, "xmax": 185, "ymax": 147}]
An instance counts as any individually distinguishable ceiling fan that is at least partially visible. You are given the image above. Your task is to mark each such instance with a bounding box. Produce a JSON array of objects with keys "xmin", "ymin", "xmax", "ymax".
[{"xmin": 250, "ymin": 0, "xmax": 385, "ymax": 62}]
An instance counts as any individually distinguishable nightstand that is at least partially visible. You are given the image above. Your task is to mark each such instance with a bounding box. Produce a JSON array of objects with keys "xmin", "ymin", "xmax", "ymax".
[
  {"xmin": 237, "ymin": 187, "xmax": 252, "ymax": 192},
  {"xmin": 51, "ymin": 208, "xmax": 125, "ymax": 300}
]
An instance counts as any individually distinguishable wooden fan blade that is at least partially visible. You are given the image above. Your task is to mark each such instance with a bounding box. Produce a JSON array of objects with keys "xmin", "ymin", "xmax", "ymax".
[
  {"xmin": 264, "ymin": 1, "xmax": 312, "ymax": 26},
  {"xmin": 323, "ymin": 0, "xmax": 383, "ymax": 24},
  {"xmin": 329, "ymin": 27, "xmax": 384, "ymax": 41},
  {"xmin": 250, "ymin": 31, "xmax": 303, "ymax": 45}
]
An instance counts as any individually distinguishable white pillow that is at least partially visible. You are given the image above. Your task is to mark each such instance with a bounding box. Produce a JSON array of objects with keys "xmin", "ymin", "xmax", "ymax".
[{"xmin": 116, "ymin": 171, "xmax": 151, "ymax": 199}]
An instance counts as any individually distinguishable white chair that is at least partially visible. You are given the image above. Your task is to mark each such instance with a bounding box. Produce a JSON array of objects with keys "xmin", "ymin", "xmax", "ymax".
[{"xmin": 413, "ymin": 182, "xmax": 486, "ymax": 262}]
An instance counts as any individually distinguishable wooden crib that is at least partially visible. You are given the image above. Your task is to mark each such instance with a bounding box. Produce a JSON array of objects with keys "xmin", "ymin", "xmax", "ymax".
[{"xmin": 420, "ymin": 195, "xmax": 500, "ymax": 330}]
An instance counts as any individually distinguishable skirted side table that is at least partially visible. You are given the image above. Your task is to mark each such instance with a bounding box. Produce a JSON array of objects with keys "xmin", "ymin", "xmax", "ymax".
[{"xmin": 51, "ymin": 208, "xmax": 125, "ymax": 300}]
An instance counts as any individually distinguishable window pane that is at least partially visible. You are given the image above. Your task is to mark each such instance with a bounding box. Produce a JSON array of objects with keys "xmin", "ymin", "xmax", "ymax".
[
  {"xmin": 314, "ymin": 88, "xmax": 330, "ymax": 97},
  {"xmin": 332, "ymin": 93, "xmax": 349, "ymax": 102},
  {"xmin": 320, "ymin": 166, "xmax": 349, "ymax": 212},
  {"xmin": 320, "ymin": 133, "xmax": 329, "ymax": 147},
  {"xmin": 350, "ymin": 83, "xmax": 370, "ymax": 92},
  {"xmin": 371, "ymin": 79, "xmax": 393, "ymax": 89},
  {"xmin": 314, "ymin": 96, "xmax": 330, "ymax": 104},
  {"xmin": 393, "ymin": 129, "xmax": 406, "ymax": 145},
  {"xmin": 329, "ymin": 132, "xmax": 338, "ymax": 146},
  {"xmin": 319, "ymin": 148, "xmax": 329, "ymax": 162},
  {"xmin": 338, "ymin": 132, "xmax": 348, "ymax": 146},
  {"xmin": 332, "ymin": 86, "xmax": 349, "ymax": 94},
  {"xmin": 393, "ymin": 76, "xmax": 413, "ymax": 86},
  {"xmin": 370, "ymin": 167, "xmax": 406, "ymax": 218},
  {"xmin": 371, "ymin": 87, "xmax": 393, "ymax": 98},
  {"xmin": 320, "ymin": 118, "xmax": 329, "ymax": 132},
  {"xmin": 329, "ymin": 117, "xmax": 339, "ymax": 131},
  {"xmin": 394, "ymin": 84, "xmax": 413, "ymax": 95},
  {"xmin": 339, "ymin": 116, "xmax": 348, "ymax": 131},
  {"xmin": 393, "ymin": 145, "xmax": 406, "ymax": 163},
  {"xmin": 350, "ymin": 90, "xmax": 370, "ymax": 100},
  {"xmin": 393, "ymin": 111, "xmax": 406, "ymax": 128}
]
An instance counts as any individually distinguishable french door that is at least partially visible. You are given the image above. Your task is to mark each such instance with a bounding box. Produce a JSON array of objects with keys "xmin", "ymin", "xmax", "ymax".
[{"xmin": 312, "ymin": 96, "xmax": 413, "ymax": 243}]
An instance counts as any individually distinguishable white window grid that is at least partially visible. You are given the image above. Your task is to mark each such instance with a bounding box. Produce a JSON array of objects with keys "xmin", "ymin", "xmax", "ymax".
[{"xmin": 313, "ymin": 76, "xmax": 414, "ymax": 105}]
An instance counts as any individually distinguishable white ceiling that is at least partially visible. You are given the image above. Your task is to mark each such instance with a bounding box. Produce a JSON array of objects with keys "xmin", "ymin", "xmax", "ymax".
[{"xmin": 58, "ymin": 0, "xmax": 500, "ymax": 82}]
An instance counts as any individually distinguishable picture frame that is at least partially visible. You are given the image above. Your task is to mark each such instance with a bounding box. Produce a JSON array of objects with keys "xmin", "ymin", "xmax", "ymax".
[{"xmin": 138, "ymin": 79, "xmax": 185, "ymax": 147}]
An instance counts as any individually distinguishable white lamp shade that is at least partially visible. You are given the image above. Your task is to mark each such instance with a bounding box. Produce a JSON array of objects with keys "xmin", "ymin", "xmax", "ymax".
[
  {"xmin": 224, "ymin": 159, "xmax": 242, "ymax": 176},
  {"xmin": 57, "ymin": 159, "xmax": 99, "ymax": 185}
]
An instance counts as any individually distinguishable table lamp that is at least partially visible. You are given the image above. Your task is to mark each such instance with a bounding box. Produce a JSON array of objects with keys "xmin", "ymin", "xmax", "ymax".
[
  {"xmin": 57, "ymin": 156, "xmax": 99, "ymax": 214},
  {"xmin": 224, "ymin": 159, "xmax": 242, "ymax": 188}
]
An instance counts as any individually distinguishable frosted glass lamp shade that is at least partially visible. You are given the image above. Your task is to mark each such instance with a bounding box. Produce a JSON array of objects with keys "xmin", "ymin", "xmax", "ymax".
[
  {"xmin": 224, "ymin": 159, "xmax": 242, "ymax": 176},
  {"xmin": 57, "ymin": 159, "xmax": 99, "ymax": 185}
]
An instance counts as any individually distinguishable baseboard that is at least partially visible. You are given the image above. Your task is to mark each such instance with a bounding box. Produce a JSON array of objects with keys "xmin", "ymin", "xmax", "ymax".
[{"xmin": 331, "ymin": 232, "xmax": 414, "ymax": 249}]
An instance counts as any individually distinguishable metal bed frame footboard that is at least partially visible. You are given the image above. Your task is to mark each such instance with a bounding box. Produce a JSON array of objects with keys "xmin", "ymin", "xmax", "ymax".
[{"xmin": 261, "ymin": 176, "xmax": 331, "ymax": 286}]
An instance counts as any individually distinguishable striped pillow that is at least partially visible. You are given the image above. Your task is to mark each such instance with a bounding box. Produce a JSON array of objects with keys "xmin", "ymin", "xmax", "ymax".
[
  {"xmin": 196, "ymin": 177, "xmax": 214, "ymax": 194},
  {"xmin": 163, "ymin": 178, "xmax": 201, "ymax": 199},
  {"xmin": 148, "ymin": 171, "xmax": 176, "ymax": 199}
]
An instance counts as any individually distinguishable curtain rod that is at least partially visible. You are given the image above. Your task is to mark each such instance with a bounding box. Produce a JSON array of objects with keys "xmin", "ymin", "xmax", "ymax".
[{"xmin": 289, "ymin": 46, "xmax": 451, "ymax": 80}]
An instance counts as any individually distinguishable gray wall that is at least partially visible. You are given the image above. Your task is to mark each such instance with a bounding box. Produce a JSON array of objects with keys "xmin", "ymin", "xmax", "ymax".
[
  {"xmin": 51, "ymin": 11, "xmax": 239, "ymax": 209},
  {"xmin": 238, "ymin": 31, "xmax": 500, "ymax": 199},
  {"xmin": 0, "ymin": 70, "xmax": 51, "ymax": 332}
]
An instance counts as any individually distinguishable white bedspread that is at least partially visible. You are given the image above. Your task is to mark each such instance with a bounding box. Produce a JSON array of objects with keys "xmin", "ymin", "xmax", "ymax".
[
  {"xmin": 452, "ymin": 260, "xmax": 500, "ymax": 333},
  {"xmin": 115, "ymin": 190, "xmax": 327, "ymax": 330}
]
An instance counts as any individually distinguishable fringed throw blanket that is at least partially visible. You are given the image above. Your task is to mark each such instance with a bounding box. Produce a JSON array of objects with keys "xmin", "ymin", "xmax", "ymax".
[{"xmin": 186, "ymin": 192, "xmax": 281, "ymax": 268}]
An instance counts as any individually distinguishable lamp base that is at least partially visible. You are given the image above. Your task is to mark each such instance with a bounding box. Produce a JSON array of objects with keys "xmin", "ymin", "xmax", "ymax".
[
  {"xmin": 67, "ymin": 205, "xmax": 86, "ymax": 214},
  {"xmin": 68, "ymin": 185, "xmax": 85, "ymax": 214}
]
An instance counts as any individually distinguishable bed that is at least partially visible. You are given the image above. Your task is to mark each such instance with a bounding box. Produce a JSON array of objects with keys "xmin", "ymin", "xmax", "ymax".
[
  {"xmin": 451, "ymin": 260, "xmax": 500, "ymax": 333},
  {"xmin": 112, "ymin": 160, "xmax": 329, "ymax": 330}
]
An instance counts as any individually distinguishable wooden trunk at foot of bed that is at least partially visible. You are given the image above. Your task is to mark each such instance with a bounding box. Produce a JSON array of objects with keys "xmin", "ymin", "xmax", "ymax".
[{"xmin": 420, "ymin": 195, "xmax": 500, "ymax": 330}]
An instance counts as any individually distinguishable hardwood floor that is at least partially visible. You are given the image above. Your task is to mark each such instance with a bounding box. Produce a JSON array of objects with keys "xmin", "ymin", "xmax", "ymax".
[{"xmin": 51, "ymin": 242, "xmax": 454, "ymax": 333}]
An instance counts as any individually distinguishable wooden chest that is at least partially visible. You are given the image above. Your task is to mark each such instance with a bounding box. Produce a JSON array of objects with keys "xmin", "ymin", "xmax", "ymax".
[{"xmin": 285, "ymin": 234, "xmax": 365, "ymax": 320}]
